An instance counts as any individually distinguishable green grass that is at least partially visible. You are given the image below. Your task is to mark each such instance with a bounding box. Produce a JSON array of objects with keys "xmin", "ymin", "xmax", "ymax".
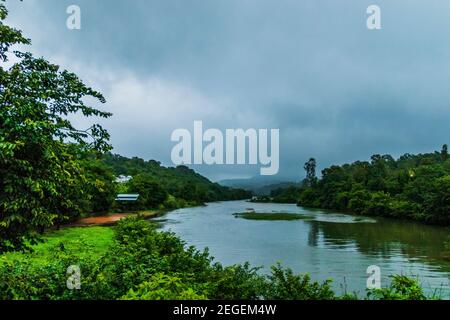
[
  {"xmin": 233, "ymin": 212, "xmax": 313, "ymax": 221},
  {"xmin": 0, "ymin": 226, "xmax": 115, "ymax": 266}
]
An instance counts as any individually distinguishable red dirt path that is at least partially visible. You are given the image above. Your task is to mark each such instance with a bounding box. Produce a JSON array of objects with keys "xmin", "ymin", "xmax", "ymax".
[{"xmin": 72, "ymin": 214, "xmax": 129, "ymax": 226}]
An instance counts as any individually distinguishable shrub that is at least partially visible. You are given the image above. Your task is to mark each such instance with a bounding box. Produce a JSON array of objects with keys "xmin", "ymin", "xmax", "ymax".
[
  {"xmin": 367, "ymin": 275, "xmax": 427, "ymax": 300},
  {"xmin": 206, "ymin": 262, "xmax": 266, "ymax": 300},
  {"xmin": 263, "ymin": 264, "xmax": 335, "ymax": 300},
  {"xmin": 0, "ymin": 251, "xmax": 102, "ymax": 300},
  {"xmin": 122, "ymin": 273, "xmax": 207, "ymax": 300}
]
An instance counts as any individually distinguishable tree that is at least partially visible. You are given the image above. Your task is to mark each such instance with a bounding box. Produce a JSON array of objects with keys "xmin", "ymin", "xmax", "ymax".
[
  {"xmin": 441, "ymin": 144, "xmax": 448, "ymax": 161},
  {"xmin": 425, "ymin": 175, "xmax": 450, "ymax": 224},
  {"xmin": 0, "ymin": 2, "xmax": 111, "ymax": 252},
  {"xmin": 80, "ymin": 153, "xmax": 117, "ymax": 214},
  {"xmin": 303, "ymin": 158, "xmax": 317, "ymax": 187},
  {"xmin": 128, "ymin": 173, "xmax": 168, "ymax": 209}
]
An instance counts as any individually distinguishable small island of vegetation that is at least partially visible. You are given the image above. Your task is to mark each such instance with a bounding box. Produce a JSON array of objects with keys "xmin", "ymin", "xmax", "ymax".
[{"xmin": 233, "ymin": 211, "xmax": 313, "ymax": 221}]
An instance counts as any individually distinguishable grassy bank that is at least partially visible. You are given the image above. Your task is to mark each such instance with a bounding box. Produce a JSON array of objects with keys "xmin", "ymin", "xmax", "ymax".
[{"xmin": 0, "ymin": 226, "xmax": 114, "ymax": 266}]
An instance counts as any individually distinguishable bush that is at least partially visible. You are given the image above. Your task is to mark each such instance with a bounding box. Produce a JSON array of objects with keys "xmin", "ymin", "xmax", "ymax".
[
  {"xmin": 263, "ymin": 264, "xmax": 335, "ymax": 300},
  {"xmin": 114, "ymin": 216, "xmax": 155, "ymax": 245},
  {"xmin": 206, "ymin": 263, "xmax": 266, "ymax": 300},
  {"xmin": 122, "ymin": 273, "xmax": 207, "ymax": 300},
  {"xmin": 367, "ymin": 275, "xmax": 428, "ymax": 300},
  {"xmin": 0, "ymin": 251, "xmax": 103, "ymax": 300}
]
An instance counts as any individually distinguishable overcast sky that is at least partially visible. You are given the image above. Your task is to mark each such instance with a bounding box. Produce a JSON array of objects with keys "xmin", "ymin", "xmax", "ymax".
[{"xmin": 5, "ymin": 0, "xmax": 450, "ymax": 181}]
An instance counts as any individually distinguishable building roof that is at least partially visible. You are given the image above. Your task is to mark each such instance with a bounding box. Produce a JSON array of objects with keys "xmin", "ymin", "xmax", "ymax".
[{"xmin": 115, "ymin": 194, "xmax": 140, "ymax": 201}]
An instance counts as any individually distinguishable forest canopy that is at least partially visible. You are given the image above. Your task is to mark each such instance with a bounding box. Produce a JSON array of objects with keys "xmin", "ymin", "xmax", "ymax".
[{"xmin": 271, "ymin": 146, "xmax": 450, "ymax": 225}]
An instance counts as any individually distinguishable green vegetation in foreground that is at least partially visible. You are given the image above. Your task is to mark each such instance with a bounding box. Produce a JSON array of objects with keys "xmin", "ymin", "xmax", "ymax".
[
  {"xmin": 1, "ymin": 227, "xmax": 114, "ymax": 266},
  {"xmin": 0, "ymin": 217, "xmax": 441, "ymax": 300},
  {"xmin": 234, "ymin": 212, "xmax": 313, "ymax": 221}
]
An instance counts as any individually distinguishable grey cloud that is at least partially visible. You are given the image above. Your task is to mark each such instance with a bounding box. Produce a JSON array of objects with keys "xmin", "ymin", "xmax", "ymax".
[{"xmin": 5, "ymin": 0, "xmax": 450, "ymax": 181}]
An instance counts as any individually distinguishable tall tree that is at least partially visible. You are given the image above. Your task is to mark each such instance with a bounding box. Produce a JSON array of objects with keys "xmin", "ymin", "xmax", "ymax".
[
  {"xmin": 441, "ymin": 144, "xmax": 448, "ymax": 161},
  {"xmin": 0, "ymin": 2, "xmax": 111, "ymax": 252},
  {"xmin": 303, "ymin": 158, "xmax": 317, "ymax": 187}
]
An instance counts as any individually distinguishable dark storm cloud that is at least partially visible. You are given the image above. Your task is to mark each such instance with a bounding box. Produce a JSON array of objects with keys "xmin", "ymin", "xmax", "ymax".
[{"xmin": 5, "ymin": 0, "xmax": 450, "ymax": 180}]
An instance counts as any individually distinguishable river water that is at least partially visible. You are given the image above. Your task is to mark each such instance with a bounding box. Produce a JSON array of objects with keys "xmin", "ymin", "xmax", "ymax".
[{"xmin": 158, "ymin": 200, "xmax": 450, "ymax": 298}]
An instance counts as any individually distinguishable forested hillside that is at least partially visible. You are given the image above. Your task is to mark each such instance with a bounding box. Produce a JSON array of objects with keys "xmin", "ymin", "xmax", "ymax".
[
  {"xmin": 273, "ymin": 146, "xmax": 450, "ymax": 225},
  {"xmin": 103, "ymin": 153, "xmax": 251, "ymax": 206}
]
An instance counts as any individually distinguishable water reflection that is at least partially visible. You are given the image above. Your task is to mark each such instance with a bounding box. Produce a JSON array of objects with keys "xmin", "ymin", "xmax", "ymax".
[
  {"xmin": 160, "ymin": 201, "xmax": 450, "ymax": 297},
  {"xmin": 305, "ymin": 216, "xmax": 450, "ymax": 273}
]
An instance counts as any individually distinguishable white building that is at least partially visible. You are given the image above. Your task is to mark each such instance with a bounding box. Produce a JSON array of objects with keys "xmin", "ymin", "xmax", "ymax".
[{"xmin": 115, "ymin": 175, "xmax": 132, "ymax": 183}]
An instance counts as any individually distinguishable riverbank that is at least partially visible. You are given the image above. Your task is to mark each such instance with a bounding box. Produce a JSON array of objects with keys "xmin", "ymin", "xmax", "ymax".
[
  {"xmin": 0, "ymin": 226, "xmax": 115, "ymax": 266},
  {"xmin": 0, "ymin": 200, "xmax": 448, "ymax": 299},
  {"xmin": 70, "ymin": 210, "xmax": 161, "ymax": 227},
  {"xmin": 0, "ymin": 215, "xmax": 443, "ymax": 300}
]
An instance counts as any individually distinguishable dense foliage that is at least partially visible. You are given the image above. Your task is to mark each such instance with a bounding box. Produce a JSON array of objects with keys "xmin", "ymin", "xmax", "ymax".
[
  {"xmin": 367, "ymin": 275, "xmax": 427, "ymax": 300},
  {"xmin": 270, "ymin": 186, "xmax": 302, "ymax": 203},
  {"xmin": 272, "ymin": 146, "xmax": 450, "ymax": 225},
  {"xmin": 0, "ymin": 217, "xmax": 433, "ymax": 300},
  {"xmin": 0, "ymin": 2, "xmax": 111, "ymax": 252},
  {"xmin": 78, "ymin": 154, "xmax": 117, "ymax": 215}
]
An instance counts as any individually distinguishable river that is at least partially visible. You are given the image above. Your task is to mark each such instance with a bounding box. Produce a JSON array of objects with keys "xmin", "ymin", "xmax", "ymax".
[{"xmin": 158, "ymin": 200, "xmax": 450, "ymax": 298}]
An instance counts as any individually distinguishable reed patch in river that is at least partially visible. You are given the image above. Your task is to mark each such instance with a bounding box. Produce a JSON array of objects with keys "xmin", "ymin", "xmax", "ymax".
[
  {"xmin": 233, "ymin": 211, "xmax": 314, "ymax": 221},
  {"xmin": 233, "ymin": 210, "xmax": 377, "ymax": 223}
]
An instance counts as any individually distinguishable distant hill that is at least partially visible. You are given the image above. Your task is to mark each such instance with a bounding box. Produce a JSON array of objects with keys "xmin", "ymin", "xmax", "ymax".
[
  {"xmin": 103, "ymin": 153, "xmax": 251, "ymax": 203},
  {"xmin": 219, "ymin": 176, "xmax": 301, "ymax": 196}
]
